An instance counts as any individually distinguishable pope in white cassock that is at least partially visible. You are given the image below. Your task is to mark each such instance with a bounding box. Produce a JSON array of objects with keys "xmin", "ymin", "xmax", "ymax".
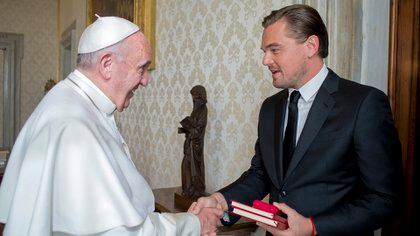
[{"xmin": 0, "ymin": 16, "xmax": 222, "ymax": 235}]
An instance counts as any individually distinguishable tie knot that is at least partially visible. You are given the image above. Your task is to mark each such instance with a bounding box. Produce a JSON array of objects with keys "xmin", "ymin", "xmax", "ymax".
[{"xmin": 290, "ymin": 90, "xmax": 301, "ymax": 104}]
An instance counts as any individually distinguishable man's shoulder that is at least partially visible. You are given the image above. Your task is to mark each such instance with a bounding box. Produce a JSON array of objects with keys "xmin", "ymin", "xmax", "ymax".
[
  {"xmin": 262, "ymin": 89, "xmax": 287, "ymax": 105},
  {"xmin": 334, "ymin": 76, "xmax": 387, "ymax": 101},
  {"xmin": 325, "ymin": 69, "xmax": 386, "ymax": 100}
]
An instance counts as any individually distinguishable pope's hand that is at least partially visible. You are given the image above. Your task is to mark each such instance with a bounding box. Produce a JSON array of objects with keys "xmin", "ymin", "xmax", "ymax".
[
  {"xmin": 256, "ymin": 202, "xmax": 315, "ymax": 236},
  {"xmin": 194, "ymin": 207, "xmax": 223, "ymax": 236},
  {"xmin": 188, "ymin": 193, "xmax": 228, "ymax": 235}
]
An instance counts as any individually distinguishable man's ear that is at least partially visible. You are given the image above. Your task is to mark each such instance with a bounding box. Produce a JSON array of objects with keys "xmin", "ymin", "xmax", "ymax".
[
  {"xmin": 305, "ymin": 35, "xmax": 320, "ymax": 58},
  {"xmin": 99, "ymin": 53, "xmax": 113, "ymax": 80}
]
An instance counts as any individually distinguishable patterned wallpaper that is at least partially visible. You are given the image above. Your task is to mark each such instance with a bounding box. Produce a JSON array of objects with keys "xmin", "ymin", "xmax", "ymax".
[
  {"xmin": 0, "ymin": 0, "xmax": 57, "ymax": 126},
  {"xmin": 116, "ymin": 0, "xmax": 334, "ymax": 191},
  {"xmin": 116, "ymin": 0, "xmax": 388, "ymax": 192},
  {"xmin": 117, "ymin": 0, "xmax": 273, "ymax": 191}
]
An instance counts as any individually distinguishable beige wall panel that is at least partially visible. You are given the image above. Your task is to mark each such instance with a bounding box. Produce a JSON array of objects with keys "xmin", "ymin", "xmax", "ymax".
[{"xmin": 0, "ymin": 0, "xmax": 57, "ymax": 126}]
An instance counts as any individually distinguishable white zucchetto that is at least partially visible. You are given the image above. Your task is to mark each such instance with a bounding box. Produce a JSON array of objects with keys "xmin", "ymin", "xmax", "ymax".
[{"xmin": 78, "ymin": 15, "xmax": 140, "ymax": 54}]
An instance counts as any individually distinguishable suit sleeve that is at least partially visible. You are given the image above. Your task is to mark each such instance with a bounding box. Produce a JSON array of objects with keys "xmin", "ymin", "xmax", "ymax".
[
  {"xmin": 314, "ymin": 89, "xmax": 404, "ymax": 235},
  {"xmin": 218, "ymin": 104, "xmax": 271, "ymax": 226}
]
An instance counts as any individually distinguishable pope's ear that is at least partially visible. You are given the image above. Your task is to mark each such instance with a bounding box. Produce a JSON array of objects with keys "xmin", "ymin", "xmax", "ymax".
[{"xmin": 98, "ymin": 53, "xmax": 113, "ymax": 80}]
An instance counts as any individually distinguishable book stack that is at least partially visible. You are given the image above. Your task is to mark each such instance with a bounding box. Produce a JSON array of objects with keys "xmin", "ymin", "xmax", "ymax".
[{"xmin": 230, "ymin": 200, "xmax": 288, "ymax": 229}]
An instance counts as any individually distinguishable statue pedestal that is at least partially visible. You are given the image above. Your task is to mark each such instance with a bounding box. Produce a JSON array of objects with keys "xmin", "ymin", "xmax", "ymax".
[
  {"xmin": 174, "ymin": 192, "xmax": 195, "ymax": 211},
  {"xmin": 173, "ymin": 188, "xmax": 209, "ymax": 211}
]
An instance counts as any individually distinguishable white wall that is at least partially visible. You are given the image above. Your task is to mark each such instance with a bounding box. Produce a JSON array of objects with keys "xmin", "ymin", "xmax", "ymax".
[
  {"xmin": 59, "ymin": 0, "xmax": 87, "ymax": 74},
  {"xmin": 361, "ymin": 0, "xmax": 390, "ymax": 93}
]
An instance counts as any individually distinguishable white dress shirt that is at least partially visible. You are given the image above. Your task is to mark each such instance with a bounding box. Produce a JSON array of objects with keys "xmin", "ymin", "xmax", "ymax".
[{"xmin": 284, "ymin": 64, "xmax": 329, "ymax": 144}]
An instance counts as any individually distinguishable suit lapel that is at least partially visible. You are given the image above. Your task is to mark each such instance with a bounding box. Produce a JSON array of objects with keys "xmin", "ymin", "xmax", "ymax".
[{"xmin": 284, "ymin": 70, "xmax": 338, "ymax": 179}]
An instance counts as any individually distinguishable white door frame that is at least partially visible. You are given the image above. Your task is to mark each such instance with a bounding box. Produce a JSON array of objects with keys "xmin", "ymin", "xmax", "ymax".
[{"xmin": 0, "ymin": 32, "xmax": 23, "ymax": 150}]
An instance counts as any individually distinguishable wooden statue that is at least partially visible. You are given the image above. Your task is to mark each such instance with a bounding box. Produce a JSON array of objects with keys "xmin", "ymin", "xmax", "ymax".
[{"xmin": 178, "ymin": 85, "xmax": 207, "ymax": 199}]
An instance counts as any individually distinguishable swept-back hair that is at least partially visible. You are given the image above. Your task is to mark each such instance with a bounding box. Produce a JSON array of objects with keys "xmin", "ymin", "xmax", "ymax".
[{"xmin": 262, "ymin": 4, "xmax": 329, "ymax": 58}]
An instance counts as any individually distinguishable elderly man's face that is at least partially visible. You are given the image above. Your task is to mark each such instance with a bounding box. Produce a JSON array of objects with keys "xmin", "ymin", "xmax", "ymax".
[{"xmin": 112, "ymin": 32, "xmax": 151, "ymax": 111}]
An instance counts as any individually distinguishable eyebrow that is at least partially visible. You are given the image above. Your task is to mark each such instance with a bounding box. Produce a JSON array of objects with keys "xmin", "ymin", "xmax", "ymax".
[{"xmin": 261, "ymin": 43, "xmax": 283, "ymax": 51}]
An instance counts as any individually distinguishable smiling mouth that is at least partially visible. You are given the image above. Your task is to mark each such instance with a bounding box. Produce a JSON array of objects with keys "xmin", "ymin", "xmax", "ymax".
[
  {"xmin": 269, "ymin": 67, "xmax": 280, "ymax": 73},
  {"xmin": 270, "ymin": 70, "xmax": 281, "ymax": 76}
]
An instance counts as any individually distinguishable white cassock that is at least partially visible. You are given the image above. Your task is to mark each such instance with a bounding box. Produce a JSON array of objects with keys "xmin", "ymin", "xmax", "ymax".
[{"xmin": 0, "ymin": 70, "xmax": 200, "ymax": 236}]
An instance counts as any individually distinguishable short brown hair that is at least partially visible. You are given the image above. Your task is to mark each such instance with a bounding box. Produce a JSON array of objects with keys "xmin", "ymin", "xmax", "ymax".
[{"xmin": 262, "ymin": 4, "xmax": 329, "ymax": 58}]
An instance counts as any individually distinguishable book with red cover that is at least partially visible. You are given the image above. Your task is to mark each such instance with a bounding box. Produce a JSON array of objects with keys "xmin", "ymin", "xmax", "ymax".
[{"xmin": 230, "ymin": 200, "xmax": 288, "ymax": 229}]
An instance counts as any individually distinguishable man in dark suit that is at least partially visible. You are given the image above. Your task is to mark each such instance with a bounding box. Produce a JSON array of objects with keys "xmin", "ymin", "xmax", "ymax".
[{"xmin": 189, "ymin": 4, "xmax": 403, "ymax": 236}]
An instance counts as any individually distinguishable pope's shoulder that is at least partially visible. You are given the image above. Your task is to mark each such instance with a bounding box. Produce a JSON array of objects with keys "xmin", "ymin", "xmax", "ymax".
[{"xmin": 26, "ymin": 80, "xmax": 101, "ymax": 131}]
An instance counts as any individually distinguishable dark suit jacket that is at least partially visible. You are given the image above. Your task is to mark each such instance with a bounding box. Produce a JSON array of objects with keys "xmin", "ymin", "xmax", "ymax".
[{"xmin": 219, "ymin": 69, "xmax": 403, "ymax": 235}]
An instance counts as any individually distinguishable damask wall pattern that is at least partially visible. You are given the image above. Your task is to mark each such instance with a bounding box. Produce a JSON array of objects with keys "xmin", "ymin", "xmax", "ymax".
[
  {"xmin": 117, "ymin": 0, "xmax": 304, "ymax": 191},
  {"xmin": 115, "ymin": 0, "xmax": 388, "ymax": 192},
  {"xmin": 0, "ymin": 0, "xmax": 57, "ymax": 125}
]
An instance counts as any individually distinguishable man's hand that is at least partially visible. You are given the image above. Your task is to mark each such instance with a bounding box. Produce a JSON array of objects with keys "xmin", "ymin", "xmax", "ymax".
[
  {"xmin": 195, "ymin": 207, "xmax": 223, "ymax": 236},
  {"xmin": 188, "ymin": 192, "xmax": 228, "ymax": 214},
  {"xmin": 256, "ymin": 202, "xmax": 315, "ymax": 236}
]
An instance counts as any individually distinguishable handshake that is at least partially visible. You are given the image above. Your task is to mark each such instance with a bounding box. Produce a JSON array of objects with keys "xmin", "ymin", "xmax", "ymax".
[
  {"xmin": 188, "ymin": 193, "xmax": 316, "ymax": 236},
  {"xmin": 187, "ymin": 193, "xmax": 228, "ymax": 236}
]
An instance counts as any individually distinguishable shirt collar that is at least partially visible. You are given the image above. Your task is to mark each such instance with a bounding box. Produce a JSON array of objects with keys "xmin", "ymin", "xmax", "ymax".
[
  {"xmin": 288, "ymin": 63, "xmax": 328, "ymax": 102},
  {"xmin": 69, "ymin": 69, "xmax": 117, "ymax": 115}
]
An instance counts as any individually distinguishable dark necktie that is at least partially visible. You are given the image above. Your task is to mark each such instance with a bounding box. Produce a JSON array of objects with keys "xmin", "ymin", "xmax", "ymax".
[{"xmin": 283, "ymin": 90, "xmax": 301, "ymax": 177}]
